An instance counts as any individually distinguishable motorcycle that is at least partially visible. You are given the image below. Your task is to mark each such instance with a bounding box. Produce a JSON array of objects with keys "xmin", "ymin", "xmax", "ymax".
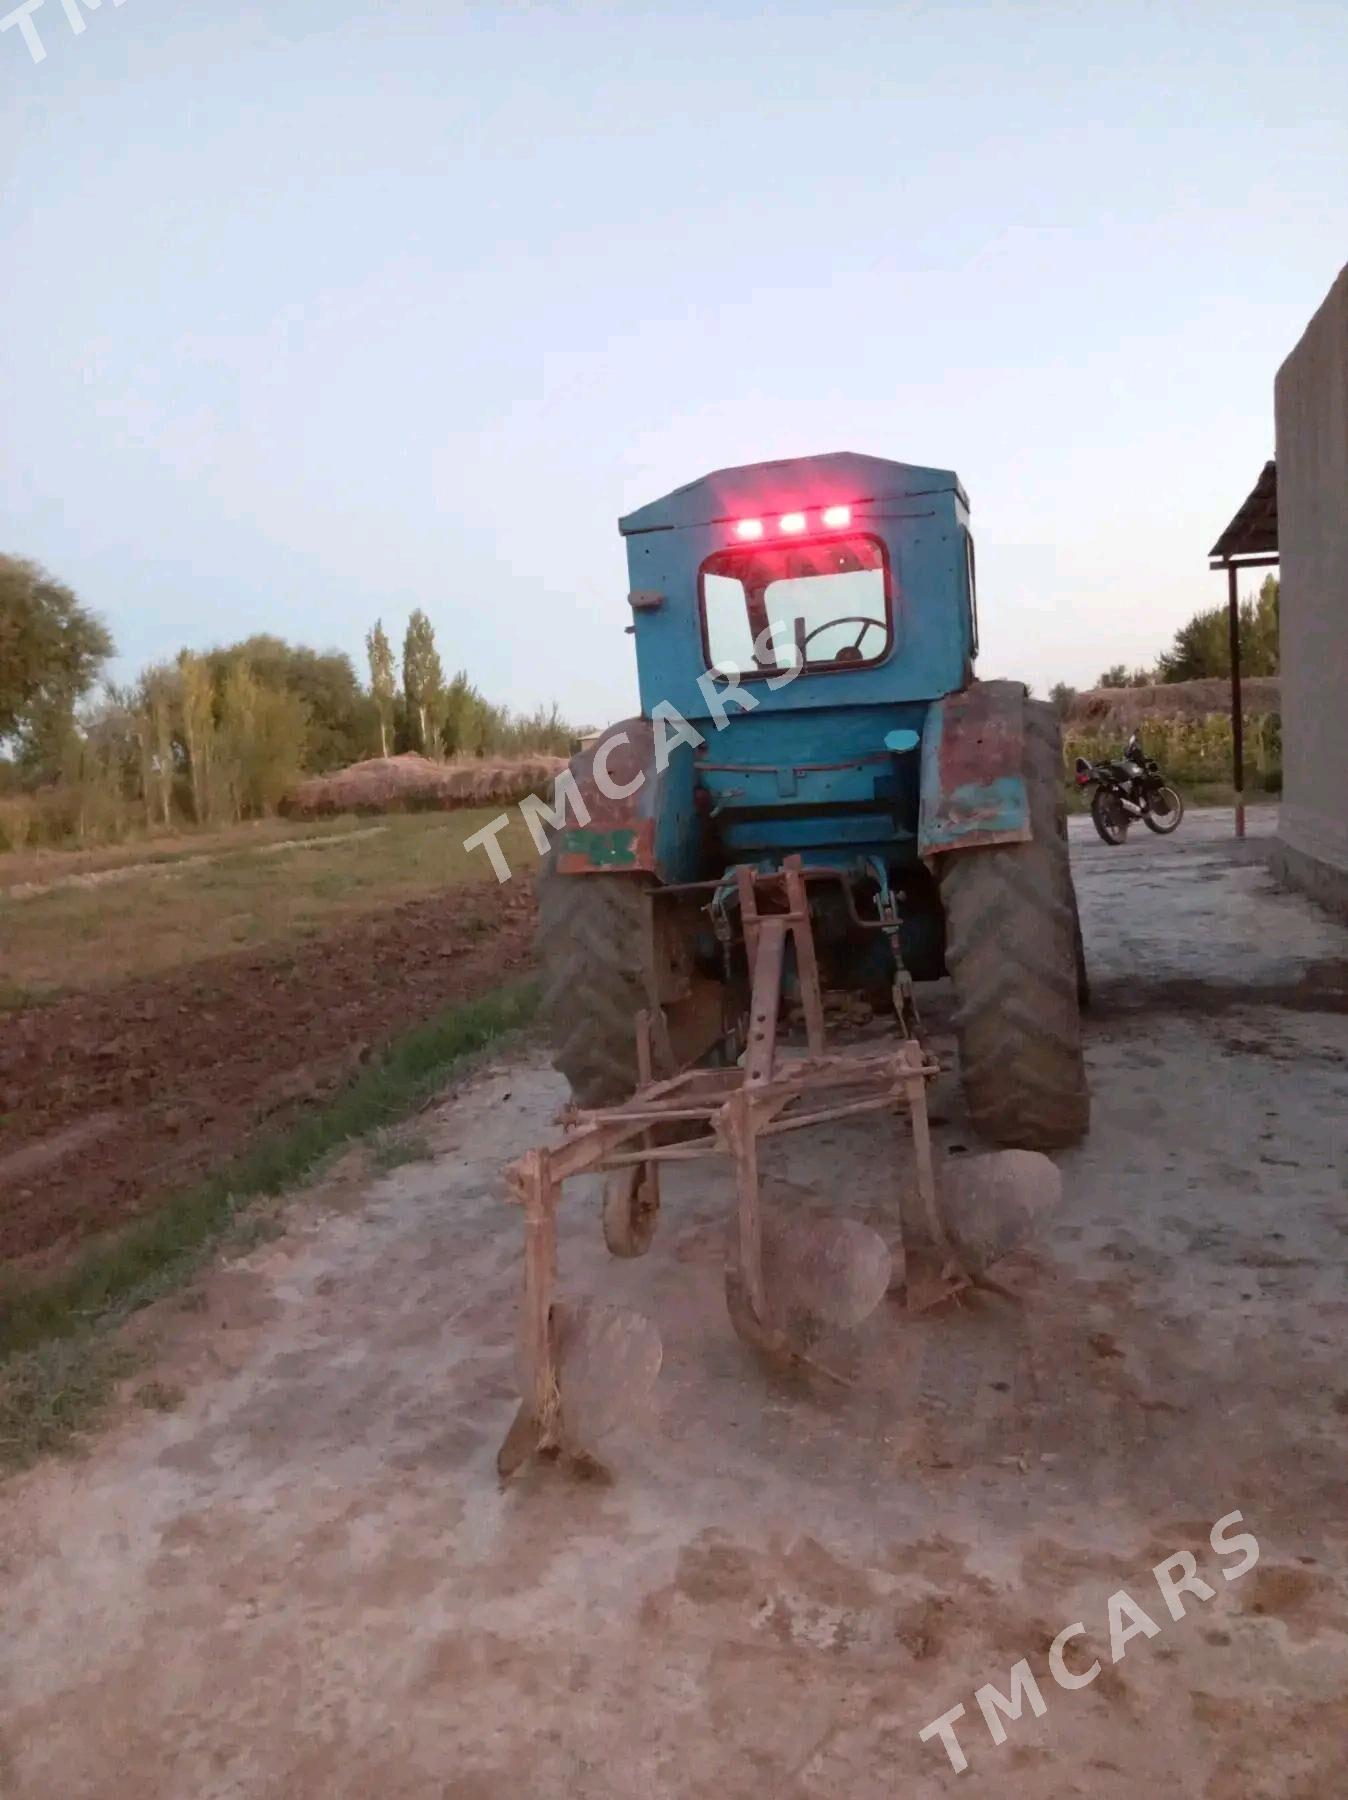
[{"xmin": 1074, "ymin": 733, "xmax": 1185, "ymax": 845}]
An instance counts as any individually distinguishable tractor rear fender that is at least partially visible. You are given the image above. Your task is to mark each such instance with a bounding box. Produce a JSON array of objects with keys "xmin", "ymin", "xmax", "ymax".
[
  {"xmin": 548, "ymin": 717, "xmax": 700, "ymax": 883},
  {"xmin": 540, "ymin": 719, "xmax": 718, "ymax": 1086},
  {"xmin": 918, "ymin": 680, "xmax": 1034, "ymax": 862}
]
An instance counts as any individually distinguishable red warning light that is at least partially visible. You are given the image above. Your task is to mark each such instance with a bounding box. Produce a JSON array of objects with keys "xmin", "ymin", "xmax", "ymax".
[
  {"xmin": 779, "ymin": 512, "xmax": 807, "ymax": 534},
  {"xmin": 735, "ymin": 517, "xmax": 764, "ymax": 540},
  {"xmin": 821, "ymin": 504, "xmax": 852, "ymax": 528}
]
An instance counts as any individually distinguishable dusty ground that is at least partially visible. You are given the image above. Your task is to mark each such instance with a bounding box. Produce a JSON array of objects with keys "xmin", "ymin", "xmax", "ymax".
[
  {"xmin": 2, "ymin": 808, "xmax": 1347, "ymax": 1797},
  {"xmin": 0, "ymin": 876, "xmax": 535, "ymax": 1263}
]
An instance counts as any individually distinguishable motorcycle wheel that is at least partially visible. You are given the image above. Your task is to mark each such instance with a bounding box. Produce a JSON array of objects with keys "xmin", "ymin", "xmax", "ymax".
[
  {"xmin": 1091, "ymin": 788, "xmax": 1130, "ymax": 845},
  {"xmin": 1143, "ymin": 786, "xmax": 1184, "ymax": 835}
]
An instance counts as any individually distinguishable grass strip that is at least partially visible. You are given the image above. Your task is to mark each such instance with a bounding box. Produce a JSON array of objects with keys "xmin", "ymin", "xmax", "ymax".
[{"xmin": 0, "ymin": 979, "xmax": 537, "ymax": 1464}]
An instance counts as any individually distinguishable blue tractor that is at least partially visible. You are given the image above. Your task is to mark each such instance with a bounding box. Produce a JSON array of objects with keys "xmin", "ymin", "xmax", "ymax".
[{"xmin": 537, "ymin": 451, "xmax": 1089, "ymax": 1150}]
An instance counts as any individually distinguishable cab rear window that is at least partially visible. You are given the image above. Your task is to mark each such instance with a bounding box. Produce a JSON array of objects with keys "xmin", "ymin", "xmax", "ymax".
[{"xmin": 700, "ymin": 534, "xmax": 892, "ymax": 677}]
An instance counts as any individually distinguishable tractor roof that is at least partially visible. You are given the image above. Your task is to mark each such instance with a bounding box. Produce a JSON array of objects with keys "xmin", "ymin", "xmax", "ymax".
[{"xmin": 618, "ymin": 450, "xmax": 966, "ymax": 535}]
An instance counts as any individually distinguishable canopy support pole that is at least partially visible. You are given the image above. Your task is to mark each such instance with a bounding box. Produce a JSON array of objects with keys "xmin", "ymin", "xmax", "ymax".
[{"xmin": 1226, "ymin": 562, "xmax": 1246, "ymax": 840}]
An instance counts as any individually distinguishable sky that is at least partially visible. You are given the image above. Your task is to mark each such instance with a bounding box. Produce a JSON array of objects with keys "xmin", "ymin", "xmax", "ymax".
[{"xmin": 2, "ymin": 0, "xmax": 1345, "ymax": 729}]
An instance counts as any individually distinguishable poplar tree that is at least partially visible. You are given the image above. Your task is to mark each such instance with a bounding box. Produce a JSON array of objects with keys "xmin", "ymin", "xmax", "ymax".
[
  {"xmin": 366, "ymin": 619, "xmax": 396, "ymax": 758},
  {"xmin": 402, "ymin": 609, "xmax": 445, "ymax": 756}
]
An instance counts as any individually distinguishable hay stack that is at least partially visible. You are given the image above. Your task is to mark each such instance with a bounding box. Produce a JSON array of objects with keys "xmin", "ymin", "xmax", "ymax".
[
  {"xmin": 282, "ymin": 752, "xmax": 567, "ymax": 818},
  {"xmin": 1067, "ymin": 676, "xmax": 1280, "ymax": 729}
]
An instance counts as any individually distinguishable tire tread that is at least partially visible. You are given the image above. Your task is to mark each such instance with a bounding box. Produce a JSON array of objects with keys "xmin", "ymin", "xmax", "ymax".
[{"xmin": 938, "ymin": 702, "xmax": 1090, "ymax": 1148}]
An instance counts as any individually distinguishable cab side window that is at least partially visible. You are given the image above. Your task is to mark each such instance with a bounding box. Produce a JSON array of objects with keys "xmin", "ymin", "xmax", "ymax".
[{"xmin": 962, "ymin": 528, "xmax": 979, "ymax": 657}]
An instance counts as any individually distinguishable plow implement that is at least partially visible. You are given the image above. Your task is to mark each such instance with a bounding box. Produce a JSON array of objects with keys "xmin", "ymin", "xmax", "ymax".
[{"xmin": 498, "ymin": 858, "xmax": 1062, "ymax": 1479}]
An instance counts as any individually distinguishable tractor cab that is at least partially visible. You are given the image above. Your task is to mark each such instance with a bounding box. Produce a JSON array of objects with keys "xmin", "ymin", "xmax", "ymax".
[
  {"xmin": 618, "ymin": 452, "xmax": 980, "ymax": 875},
  {"xmin": 619, "ymin": 450, "xmax": 978, "ymax": 725}
]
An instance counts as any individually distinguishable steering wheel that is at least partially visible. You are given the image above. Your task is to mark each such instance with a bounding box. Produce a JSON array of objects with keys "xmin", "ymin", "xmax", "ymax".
[{"xmin": 800, "ymin": 615, "xmax": 886, "ymax": 661}]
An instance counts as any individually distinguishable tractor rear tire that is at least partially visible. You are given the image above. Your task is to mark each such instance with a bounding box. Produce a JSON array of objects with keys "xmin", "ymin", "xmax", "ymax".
[
  {"xmin": 535, "ymin": 858, "xmax": 649, "ymax": 1106},
  {"xmin": 938, "ymin": 702, "xmax": 1090, "ymax": 1149}
]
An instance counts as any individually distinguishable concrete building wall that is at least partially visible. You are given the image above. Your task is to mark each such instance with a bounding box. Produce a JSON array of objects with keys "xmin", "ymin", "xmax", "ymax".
[{"xmin": 1271, "ymin": 260, "xmax": 1348, "ymax": 917}]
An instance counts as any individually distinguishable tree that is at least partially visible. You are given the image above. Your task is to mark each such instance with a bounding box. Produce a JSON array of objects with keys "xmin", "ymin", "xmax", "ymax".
[
  {"xmin": 56, "ymin": 692, "xmax": 138, "ymax": 843},
  {"xmin": 442, "ymin": 669, "xmax": 493, "ymax": 757},
  {"xmin": 1048, "ymin": 681, "xmax": 1077, "ymax": 719},
  {"xmin": 0, "ymin": 554, "xmax": 112, "ymax": 770},
  {"xmin": 1154, "ymin": 609, "xmax": 1228, "ymax": 682},
  {"xmin": 134, "ymin": 664, "xmax": 178, "ymax": 827},
  {"xmin": 205, "ymin": 635, "xmax": 369, "ymax": 771},
  {"xmin": 366, "ymin": 619, "xmax": 397, "ymax": 758},
  {"xmin": 1155, "ymin": 577, "xmax": 1279, "ymax": 682},
  {"xmin": 178, "ymin": 650, "xmax": 219, "ymax": 824},
  {"xmin": 216, "ymin": 660, "xmax": 310, "ymax": 819},
  {"xmin": 1243, "ymin": 574, "xmax": 1280, "ymax": 675},
  {"xmin": 1096, "ymin": 665, "xmax": 1152, "ymax": 690},
  {"xmin": 402, "ymin": 609, "xmax": 445, "ymax": 756}
]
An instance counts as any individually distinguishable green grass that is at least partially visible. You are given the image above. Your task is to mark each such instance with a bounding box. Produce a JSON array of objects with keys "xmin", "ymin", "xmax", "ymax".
[
  {"xmin": 134, "ymin": 1379, "xmax": 186, "ymax": 1413},
  {"xmin": 0, "ymin": 1336, "xmax": 140, "ymax": 1469},
  {"xmin": 369, "ymin": 1126, "xmax": 435, "ymax": 1172},
  {"xmin": 0, "ymin": 811, "xmax": 363, "ymax": 879},
  {"xmin": 0, "ymin": 979, "xmax": 538, "ymax": 1470},
  {"xmin": 0, "ymin": 808, "xmax": 540, "ymax": 1003}
]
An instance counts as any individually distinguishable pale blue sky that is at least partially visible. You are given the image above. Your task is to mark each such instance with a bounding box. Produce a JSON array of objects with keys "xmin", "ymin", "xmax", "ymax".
[{"xmin": 3, "ymin": 0, "xmax": 1345, "ymax": 726}]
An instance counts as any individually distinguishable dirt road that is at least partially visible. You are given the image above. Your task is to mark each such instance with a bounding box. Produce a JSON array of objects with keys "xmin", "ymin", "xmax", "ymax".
[{"xmin": 2, "ymin": 810, "xmax": 1346, "ymax": 1797}]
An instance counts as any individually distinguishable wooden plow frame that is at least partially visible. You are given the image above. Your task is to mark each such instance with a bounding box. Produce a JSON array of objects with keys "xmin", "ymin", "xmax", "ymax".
[{"xmin": 498, "ymin": 856, "xmax": 960, "ymax": 1476}]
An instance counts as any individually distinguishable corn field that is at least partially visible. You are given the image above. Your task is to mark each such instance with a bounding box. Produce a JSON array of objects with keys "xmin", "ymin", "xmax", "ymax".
[{"xmin": 1062, "ymin": 712, "xmax": 1282, "ymax": 792}]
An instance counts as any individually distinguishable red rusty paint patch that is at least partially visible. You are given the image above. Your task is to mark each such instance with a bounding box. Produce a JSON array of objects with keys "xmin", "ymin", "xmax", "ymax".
[
  {"xmin": 938, "ymin": 685, "xmax": 1020, "ymax": 788},
  {"xmin": 921, "ymin": 682, "xmax": 1032, "ymax": 855},
  {"xmin": 554, "ymin": 719, "xmax": 660, "ymax": 871}
]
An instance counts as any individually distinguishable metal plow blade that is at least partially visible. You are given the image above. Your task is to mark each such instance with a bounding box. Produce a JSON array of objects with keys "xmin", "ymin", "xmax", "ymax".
[
  {"xmin": 940, "ymin": 1149, "xmax": 1063, "ymax": 1278},
  {"xmin": 551, "ymin": 1301, "xmax": 663, "ymax": 1445},
  {"xmin": 499, "ymin": 1301, "xmax": 662, "ymax": 1479},
  {"xmin": 726, "ymin": 1214, "xmax": 893, "ymax": 1365}
]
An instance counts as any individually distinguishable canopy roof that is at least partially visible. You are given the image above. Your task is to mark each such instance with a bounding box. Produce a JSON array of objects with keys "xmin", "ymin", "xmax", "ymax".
[
  {"xmin": 1210, "ymin": 460, "xmax": 1278, "ymax": 562},
  {"xmin": 619, "ymin": 451, "xmax": 965, "ymax": 535}
]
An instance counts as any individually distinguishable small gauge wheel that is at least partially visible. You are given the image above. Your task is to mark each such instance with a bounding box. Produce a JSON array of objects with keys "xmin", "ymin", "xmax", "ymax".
[{"xmin": 602, "ymin": 1163, "xmax": 660, "ymax": 1257}]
